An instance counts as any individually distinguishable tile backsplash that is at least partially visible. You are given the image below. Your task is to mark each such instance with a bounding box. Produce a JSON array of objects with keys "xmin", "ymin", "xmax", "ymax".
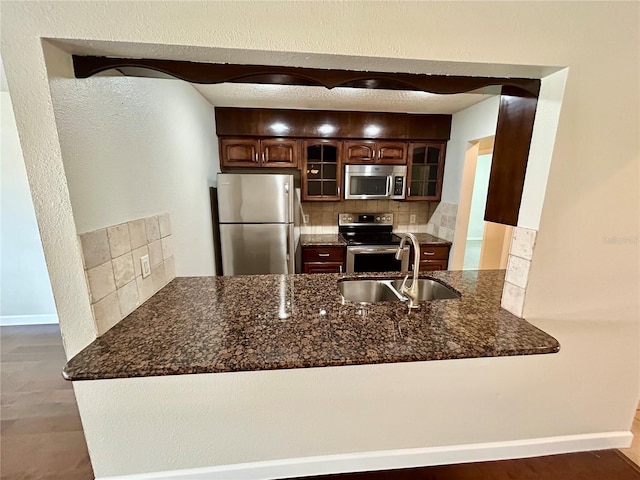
[
  {"xmin": 300, "ymin": 200, "xmax": 436, "ymax": 234},
  {"xmin": 79, "ymin": 213, "xmax": 176, "ymax": 335},
  {"xmin": 501, "ymin": 226, "xmax": 537, "ymax": 318},
  {"xmin": 425, "ymin": 202, "xmax": 458, "ymax": 242}
]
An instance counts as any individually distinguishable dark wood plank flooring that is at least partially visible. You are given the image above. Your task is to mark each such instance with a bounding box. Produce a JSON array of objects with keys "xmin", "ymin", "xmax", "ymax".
[
  {"xmin": 1, "ymin": 325, "xmax": 93, "ymax": 480},
  {"xmin": 1, "ymin": 325, "xmax": 638, "ymax": 480}
]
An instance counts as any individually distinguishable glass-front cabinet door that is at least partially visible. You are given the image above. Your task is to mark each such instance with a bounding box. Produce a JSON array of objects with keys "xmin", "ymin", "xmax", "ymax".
[
  {"xmin": 406, "ymin": 142, "xmax": 445, "ymax": 201},
  {"xmin": 302, "ymin": 140, "xmax": 342, "ymax": 201}
]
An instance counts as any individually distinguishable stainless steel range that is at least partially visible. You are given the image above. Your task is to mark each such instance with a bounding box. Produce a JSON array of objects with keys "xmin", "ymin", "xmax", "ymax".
[{"xmin": 339, "ymin": 213, "xmax": 410, "ymax": 273}]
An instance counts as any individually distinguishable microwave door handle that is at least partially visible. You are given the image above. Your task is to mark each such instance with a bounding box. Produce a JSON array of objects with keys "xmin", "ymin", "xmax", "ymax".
[{"xmin": 386, "ymin": 176, "xmax": 392, "ymax": 196}]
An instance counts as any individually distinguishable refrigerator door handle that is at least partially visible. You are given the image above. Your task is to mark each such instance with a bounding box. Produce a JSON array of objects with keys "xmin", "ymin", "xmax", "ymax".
[{"xmin": 284, "ymin": 183, "xmax": 290, "ymax": 223}]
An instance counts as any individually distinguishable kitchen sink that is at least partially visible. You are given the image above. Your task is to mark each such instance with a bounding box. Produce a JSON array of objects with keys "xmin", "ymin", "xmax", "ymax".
[
  {"xmin": 337, "ymin": 280, "xmax": 404, "ymax": 303},
  {"xmin": 337, "ymin": 278, "xmax": 460, "ymax": 304},
  {"xmin": 389, "ymin": 278, "xmax": 460, "ymax": 301}
]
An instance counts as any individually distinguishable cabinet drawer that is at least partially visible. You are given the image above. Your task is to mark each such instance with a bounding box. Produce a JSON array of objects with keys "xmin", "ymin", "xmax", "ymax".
[
  {"xmin": 419, "ymin": 245, "xmax": 450, "ymax": 260},
  {"xmin": 302, "ymin": 246, "xmax": 345, "ymax": 262},
  {"xmin": 418, "ymin": 260, "xmax": 448, "ymax": 272},
  {"xmin": 303, "ymin": 262, "xmax": 344, "ymax": 274}
]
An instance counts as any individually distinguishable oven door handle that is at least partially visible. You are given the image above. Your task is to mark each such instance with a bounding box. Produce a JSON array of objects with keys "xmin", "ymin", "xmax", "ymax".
[{"xmin": 347, "ymin": 246, "xmax": 408, "ymax": 255}]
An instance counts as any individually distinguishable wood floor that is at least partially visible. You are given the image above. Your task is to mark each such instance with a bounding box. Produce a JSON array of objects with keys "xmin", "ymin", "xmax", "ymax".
[
  {"xmin": 1, "ymin": 325, "xmax": 638, "ymax": 480},
  {"xmin": 1, "ymin": 325, "xmax": 93, "ymax": 480}
]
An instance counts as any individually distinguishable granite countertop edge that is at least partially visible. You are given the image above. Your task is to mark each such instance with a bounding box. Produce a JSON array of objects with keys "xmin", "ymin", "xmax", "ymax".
[
  {"xmin": 63, "ymin": 270, "xmax": 560, "ymax": 381},
  {"xmin": 299, "ymin": 233, "xmax": 452, "ymax": 247}
]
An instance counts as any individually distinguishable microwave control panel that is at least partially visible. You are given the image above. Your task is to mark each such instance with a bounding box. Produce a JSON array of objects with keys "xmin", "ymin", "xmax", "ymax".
[{"xmin": 394, "ymin": 176, "xmax": 405, "ymax": 196}]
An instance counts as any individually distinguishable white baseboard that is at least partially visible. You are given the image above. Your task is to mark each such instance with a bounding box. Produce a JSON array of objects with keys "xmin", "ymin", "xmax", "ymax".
[
  {"xmin": 97, "ymin": 431, "xmax": 632, "ymax": 480},
  {"xmin": 0, "ymin": 314, "xmax": 58, "ymax": 326}
]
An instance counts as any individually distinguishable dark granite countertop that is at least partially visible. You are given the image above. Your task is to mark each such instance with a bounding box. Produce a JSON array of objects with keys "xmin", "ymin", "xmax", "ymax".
[
  {"xmin": 299, "ymin": 233, "xmax": 450, "ymax": 247},
  {"xmin": 63, "ymin": 270, "xmax": 559, "ymax": 381},
  {"xmin": 411, "ymin": 233, "xmax": 452, "ymax": 245},
  {"xmin": 299, "ymin": 234, "xmax": 346, "ymax": 247}
]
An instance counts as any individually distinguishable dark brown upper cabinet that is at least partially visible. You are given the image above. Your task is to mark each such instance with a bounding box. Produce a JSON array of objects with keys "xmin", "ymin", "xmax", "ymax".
[
  {"xmin": 406, "ymin": 142, "xmax": 446, "ymax": 201},
  {"xmin": 302, "ymin": 140, "xmax": 342, "ymax": 201},
  {"xmin": 343, "ymin": 141, "xmax": 407, "ymax": 165},
  {"xmin": 219, "ymin": 138, "xmax": 260, "ymax": 168},
  {"xmin": 219, "ymin": 137, "xmax": 299, "ymax": 169},
  {"xmin": 76, "ymin": 58, "xmax": 540, "ymax": 227}
]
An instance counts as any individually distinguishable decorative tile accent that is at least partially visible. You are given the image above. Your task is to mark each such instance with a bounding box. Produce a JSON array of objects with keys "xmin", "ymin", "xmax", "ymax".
[
  {"xmin": 107, "ymin": 223, "xmax": 131, "ymax": 258},
  {"xmin": 131, "ymin": 245, "xmax": 149, "ymax": 277},
  {"xmin": 505, "ymin": 255, "xmax": 531, "ymax": 289},
  {"xmin": 112, "ymin": 253, "xmax": 135, "ymax": 288},
  {"xmin": 161, "ymin": 236, "xmax": 173, "ymax": 260},
  {"xmin": 510, "ymin": 227, "xmax": 537, "ymax": 260},
  {"xmin": 165, "ymin": 256, "xmax": 176, "ymax": 280},
  {"xmin": 153, "ymin": 262, "xmax": 168, "ymax": 292},
  {"xmin": 148, "ymin": 240, "xmax": 163, "ymax": 267},
  {"xmin": 159, "ymin": 213, "xmax": 171, "ymax": 238},
  {"xmin": 145, "ymin": 216, "xmax": 161, "ymax": 243},
  {"xmin": 118, "ymin": 280, "xmax": 139, "ymax": 317},
  {"xmin": 128, "ymin": 219, "xmax": 147, "ymax": 250},
  {"xmin": 500, "ymin": 226, "xmax": 538, "ymax": 318},
  {"xmin": 300, "ymin": 200, "xmax": 445, "ymax": 237},
  {"xmin": 92, "ymin": 291, "xmax": 121, "ymax": 334},
  {"xmin": 79, "ymin": 229, "xmax": 111, "ymax": 269},
  {"xmin": 424, "ymin": 201, "xmax": 457, "ymax": 242},
  {"xmin": 136, "ymin": 273, "xmax": 155, "ymax": 303},
  {"xmin": 78, "ymin": 212, "xmax": 176, "ymax": 335},
  {"xmin": 501, "ymin": 281, "xmax": 526, "ymax": 318},
  {"xmin": 86, "ymin": 262, "xmax": 116, "ymax": 303}
]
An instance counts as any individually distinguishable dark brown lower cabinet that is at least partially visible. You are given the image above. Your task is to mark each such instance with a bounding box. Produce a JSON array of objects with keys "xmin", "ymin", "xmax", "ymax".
[
  {"xmin": 411, "ymin": 244, "xmax": 450, "ymax": 271},
  {"xmin": 301, "ymin": 246, "xmax": 346, "ymax": 274}
]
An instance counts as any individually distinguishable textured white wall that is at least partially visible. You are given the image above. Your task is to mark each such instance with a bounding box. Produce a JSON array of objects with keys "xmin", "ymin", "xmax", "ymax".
[
  {"xmin": 442, "ymin": 97, "xmax": 500, "ymax": 204},
  {"xmin": 1, "ymin": 1, "xmax": 638, "ymax": 478},
  {"xmin": 0, "ymin": 89, "xmax": 57, "ymax": 323},
  {"xmin": 518, "ymin": 69, "xmax": 568, "ymax": 230},
  {"xmin": 443, "ymin": 96, "xmax": 500, "ymax": 263},
  {"xmin": 467, "ymin": 154, "xmax": 492, "ymax": 240},
  {"xmin": 49, "ymin": 75, "xmax": 218, "ymax": 277}
]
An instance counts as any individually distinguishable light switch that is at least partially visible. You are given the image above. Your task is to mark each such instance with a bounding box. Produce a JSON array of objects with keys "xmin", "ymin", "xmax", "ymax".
[{"xmin": 141, "ymin": 255, "xmax": 151, "ymax": 278}]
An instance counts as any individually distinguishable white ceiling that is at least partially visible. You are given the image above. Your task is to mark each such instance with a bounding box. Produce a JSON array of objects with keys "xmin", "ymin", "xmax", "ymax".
[{"xmin": 192, "ymin": 83, "xmax": 494, "ymax": 114}]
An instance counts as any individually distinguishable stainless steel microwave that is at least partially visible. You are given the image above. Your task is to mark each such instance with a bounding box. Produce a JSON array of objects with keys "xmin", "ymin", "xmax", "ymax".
[{"xmin": 343, "ymin": 164, "xmax": 407, "ymax": 200}]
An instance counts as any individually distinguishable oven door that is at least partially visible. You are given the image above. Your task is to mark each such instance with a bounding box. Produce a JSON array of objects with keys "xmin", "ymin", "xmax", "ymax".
[{"xmin": 346, "ymin": 246, "xmax": 410, "ymax": 273}]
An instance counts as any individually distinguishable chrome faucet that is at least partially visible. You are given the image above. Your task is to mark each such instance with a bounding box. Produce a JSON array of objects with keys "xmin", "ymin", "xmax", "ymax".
[{"xmin": 395, "ymin": 233, "xmax": 421, "ymax": 309}]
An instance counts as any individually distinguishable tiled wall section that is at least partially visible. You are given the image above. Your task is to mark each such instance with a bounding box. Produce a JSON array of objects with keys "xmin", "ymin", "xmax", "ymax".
[
  {"xmin": 425, "ymin": 202, "xmax": 458, "ymax": 242},
  {"xmin": 501, "ymin": 226, "xmax": 537, "ymax": 318},
  {"xmin": 300, "ymin": 200, "xmax": 437, "ymax": 234},
  {"xmin": 79, "ymin": 213, "xmax": 176, "ymax": 335}
]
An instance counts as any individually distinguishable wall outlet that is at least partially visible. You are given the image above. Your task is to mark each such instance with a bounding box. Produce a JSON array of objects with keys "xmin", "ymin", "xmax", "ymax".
[
  {"xmin": 410, "ymin": 214, "xmax": 417, "ymax": 224},
  {"xmin": 303, "ymin": 214, "xmax": 310, "ymax": 224},
  {"xmin": 141, "ymin": 255, "xmax": 151, "ymax": 278}
]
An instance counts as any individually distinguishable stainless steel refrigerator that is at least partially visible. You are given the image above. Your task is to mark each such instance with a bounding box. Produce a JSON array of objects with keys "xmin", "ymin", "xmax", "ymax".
[{"xmin": 217, "ymin": 173, "xmax": 298, "ymax": 276}]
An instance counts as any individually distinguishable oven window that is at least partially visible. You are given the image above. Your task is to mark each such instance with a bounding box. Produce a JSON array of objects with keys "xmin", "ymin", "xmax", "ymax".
[
  {"xmin": 354, "ymin": 253, "xmax": 403, "ymax": 272},
  {"xmin": 350, "ymin": 176, "xmax": 387, "ymax": 196}
]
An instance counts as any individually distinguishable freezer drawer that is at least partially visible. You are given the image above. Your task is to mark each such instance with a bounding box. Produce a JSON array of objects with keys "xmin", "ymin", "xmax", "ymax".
[{"xmin": 220, "ymin": 223, "xmax": 294, "ymax": 275}]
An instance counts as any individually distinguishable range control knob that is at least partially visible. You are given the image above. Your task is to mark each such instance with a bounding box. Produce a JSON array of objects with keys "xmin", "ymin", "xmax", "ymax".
[
  {"xmin": 347, "ymin": 216, "xmax": 353, "ymax": 222},
  {"xmin": 375, "ymin": 216, "xmax": 381, "ymax": 221}
]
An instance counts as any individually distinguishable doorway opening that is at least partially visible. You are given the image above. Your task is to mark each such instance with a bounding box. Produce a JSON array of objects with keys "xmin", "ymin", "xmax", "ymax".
[{"xmin": 453, "ymin": 135, "xmax": 512, "ymax": 270}]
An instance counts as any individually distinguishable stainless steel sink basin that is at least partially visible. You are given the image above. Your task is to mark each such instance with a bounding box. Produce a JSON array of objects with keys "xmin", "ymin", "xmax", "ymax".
[
  {"xmin": 337, "ymin": 278, "xmax": 459, "ymax": 304},
  {"xmin": 390, "ymin": 279, "xmax": 460, "ymax": 301},
  {"xmin": 337, "ymin": 280, "xmax": 403, "ymax": 304}
]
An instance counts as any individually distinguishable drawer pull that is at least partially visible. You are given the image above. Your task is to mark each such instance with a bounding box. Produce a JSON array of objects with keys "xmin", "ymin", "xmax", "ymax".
[
  {"xmin": 423, "ymin": 252, "xmax": 435, "ymax": 256},
  {"xmin": 318, "ymin": 253, "xmax": 330, "ymax": 257}
]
